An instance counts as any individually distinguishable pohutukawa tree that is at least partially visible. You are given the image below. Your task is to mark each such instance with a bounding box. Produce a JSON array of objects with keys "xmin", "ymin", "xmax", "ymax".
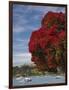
[{"xmin": 28, "ymin": 12, "xmax": 66, "ymax": 73}]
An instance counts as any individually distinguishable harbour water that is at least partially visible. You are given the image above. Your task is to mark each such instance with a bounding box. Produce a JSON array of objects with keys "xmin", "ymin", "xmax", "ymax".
[{"xmin": 13, "ymin": 75, "xmax": 65, "ymax": 86}]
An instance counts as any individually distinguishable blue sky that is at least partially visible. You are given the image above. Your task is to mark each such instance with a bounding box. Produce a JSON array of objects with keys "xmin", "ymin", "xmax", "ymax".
[{"xmin": 13, "ymin": 4, "xmax": 65, "ymax": 66}]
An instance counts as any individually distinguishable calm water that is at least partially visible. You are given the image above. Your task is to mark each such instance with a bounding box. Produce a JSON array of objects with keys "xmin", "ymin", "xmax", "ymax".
[{"xmin": 13, "ymin": 75, "xmax": 65, "ymax": 86}]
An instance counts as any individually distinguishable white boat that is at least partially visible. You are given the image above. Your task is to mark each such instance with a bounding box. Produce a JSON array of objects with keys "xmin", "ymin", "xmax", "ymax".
[
  {"xmin": 16, "ymin": 76, "xmax": 23, "ymax": 80},
  {"xmin": 55, "ymin": 76, "xmax": 62, "ymax": 79},
  {"xmin": 24, "ymin": 77, "xmax": 32, "ymax": 82}
]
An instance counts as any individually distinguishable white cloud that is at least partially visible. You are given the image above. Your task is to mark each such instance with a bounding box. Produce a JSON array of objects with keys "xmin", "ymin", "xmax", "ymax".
[
  {"xmin": 13, "ymin": 38, "xmax": 29, "ymax": 50},
  {"xmin": 13, "ymin": 25, "xmax": 38, "ymax": 33},
  {"xmin": 13, "ymin": 26, "xmax": 25, "ymax": 32},
  {"xmin": 13, "ymin": 52, "xmax": 33, "ymax": 66},
  {"xmin": 14, "ymin": 38, "xmax": 29, "ymax": 43},
  {"xmin": 14, "ymin": 53, "xmax": 31, "ymax": 57},
  {"xmin": 13, "ymin": 6, "xmax": 65, "ymax": 33}
]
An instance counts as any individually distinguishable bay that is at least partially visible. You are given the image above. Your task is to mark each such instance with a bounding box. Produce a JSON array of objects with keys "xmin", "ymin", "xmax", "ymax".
[{"xmin": 13, "ymin": 75, "xmax": 65, "ymax": 86}]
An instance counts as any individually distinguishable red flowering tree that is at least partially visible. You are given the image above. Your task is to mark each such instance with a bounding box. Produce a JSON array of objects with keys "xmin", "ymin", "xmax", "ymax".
[{"xmin": 28, "ymin": 12, "xmax": 66, "ymax": 72}]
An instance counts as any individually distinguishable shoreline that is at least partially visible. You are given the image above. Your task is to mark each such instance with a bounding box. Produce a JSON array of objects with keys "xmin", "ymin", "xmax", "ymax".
[{"xmin": 13, "ymin": 72, "xmax": 65, "ymax": 78}]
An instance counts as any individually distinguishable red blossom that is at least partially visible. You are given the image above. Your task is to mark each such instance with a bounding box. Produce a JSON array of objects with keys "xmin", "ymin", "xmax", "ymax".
[
  {"xmin": 28, "ymin": 11, "xmax": 66, "ymax": 71},
  {"xmin": 31, "ymin": 56, "xmax": 39, "ymax": 62},
  {"xmin": 50, "ymin": 36, "xmax": 60, "ymax": 47},
  {"xmin": 58, "ymin": 30, "xmax": 66, "ymax": 40},
  {"xmin": 47, "ymin": 24, "xmax": 58, "ymax": 35},
  {"xmin": 47, "ymin": 55, "xmax": 57, "ymax": 69},
  {"xmin": 42, "ymin": 12, "xmax": 65, "ymax": 29},
  {"xmin": 39, "ymin": 38, "xmax": 48, "ymax": 49},
  {"xmin": 29, "ymin": 41, "xmax": 37, "ymax": 52}
]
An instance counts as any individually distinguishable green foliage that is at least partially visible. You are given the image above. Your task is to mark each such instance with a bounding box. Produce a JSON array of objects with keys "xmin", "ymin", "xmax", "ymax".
[{"xmin": 13, "ymin": 65, "xmax": 46, "ymax": 77}]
